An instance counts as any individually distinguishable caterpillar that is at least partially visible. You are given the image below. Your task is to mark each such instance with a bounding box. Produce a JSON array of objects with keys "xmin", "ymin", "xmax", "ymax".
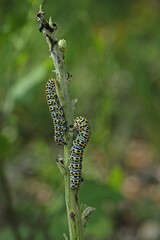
[
  {"xmin": 69, "ymin": 116, "xmax": 91, "ymax": 189},
  {"xmin": 46, "ymin": 78, "xmax": 66, "ymax": 145}
]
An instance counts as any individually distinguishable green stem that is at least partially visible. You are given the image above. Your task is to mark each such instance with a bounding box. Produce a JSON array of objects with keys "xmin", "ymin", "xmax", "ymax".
[
  {"xmin": 37, "ymin": 6, "xmax": 84, "ymax": 240},
  {"xmin": 51, "ymin": 44, "xmax": 84, "ymax": 240},
  {"xmin": 52, "ymin": 39, "xmax": 83, "ymax": 240}
]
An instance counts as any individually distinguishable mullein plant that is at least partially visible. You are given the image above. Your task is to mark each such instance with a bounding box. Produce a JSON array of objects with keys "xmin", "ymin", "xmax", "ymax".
[{"xmin": 37, "ymin": 5, "xmax": 95, "ymax": 240}]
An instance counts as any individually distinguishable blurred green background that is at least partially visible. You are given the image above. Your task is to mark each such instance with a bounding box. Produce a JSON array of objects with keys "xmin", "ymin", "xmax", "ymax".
[{"xmin": 0, "ymin": 0, "xmax": 160, "ymax": 239}]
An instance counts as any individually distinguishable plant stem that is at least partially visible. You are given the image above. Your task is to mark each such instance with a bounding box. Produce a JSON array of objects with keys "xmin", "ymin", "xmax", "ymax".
[
  {"xmin": 37, "ymin": 6, "xmax": 84, "ymax": 240},
  {"xmin": 52, "ymin": 43, "xmax": 84, "ymax": 240}
]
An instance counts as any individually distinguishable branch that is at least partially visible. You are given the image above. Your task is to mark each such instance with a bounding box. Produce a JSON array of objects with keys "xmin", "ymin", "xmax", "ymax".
[
  {"xmin": 37, "ymin": 5, "xmax": 95, "ymax": 240},
  {"xmin": 37, "ymin": 5, "xmax": 83, "ymax": 239}
]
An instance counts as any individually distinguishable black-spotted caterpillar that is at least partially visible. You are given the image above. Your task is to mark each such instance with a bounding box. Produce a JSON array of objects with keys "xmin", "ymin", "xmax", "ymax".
[
  {"xmin": 46, "ymin": 78, "xmax": 66, "ymax": 145},
  {"xmin": 69, "ymin": 116, "xmax": 91, "ymax": 189}
]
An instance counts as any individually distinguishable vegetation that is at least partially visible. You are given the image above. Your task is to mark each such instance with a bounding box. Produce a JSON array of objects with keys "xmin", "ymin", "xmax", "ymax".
[{"xmin": 0, "ymin": 0, "xmax": 160, "ymax": 239}]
